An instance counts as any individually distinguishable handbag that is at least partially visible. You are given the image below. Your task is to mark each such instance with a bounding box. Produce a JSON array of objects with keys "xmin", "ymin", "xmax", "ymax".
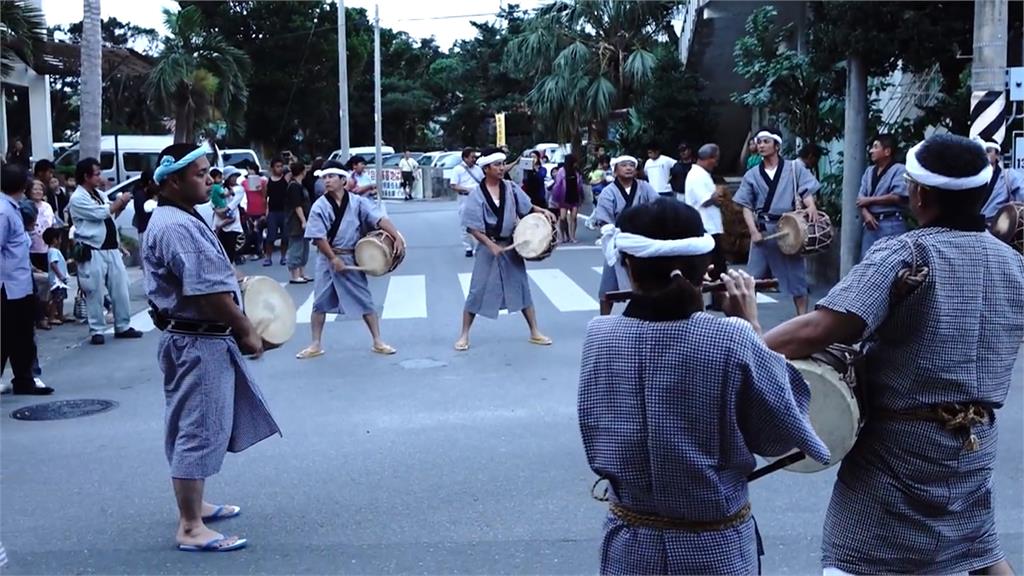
[{"xmin": 73, "ymin": 288, "xmax": 87, "ymax": 321}]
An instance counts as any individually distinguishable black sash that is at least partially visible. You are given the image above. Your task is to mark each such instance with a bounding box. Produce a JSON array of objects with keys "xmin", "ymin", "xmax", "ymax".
[
  {"xmin": 758, "ymin": 158, "xmax": 785, "ymax": 214},
  {"xmin": 325, "ymin": 192, "xmax": 351, "ymax": 244},
  {"xmin": 984, "ymin": 167, "xmax": 1002, "ymax": 207},
  {"xmin": 481, "ymin": 180, "xmax": 507, "ymax": 240},
  {"xmin": 871, "ymin": 161, "xmax": 895, "ymax": 196},
  {"xmin": 614, "ymin": 180, "xmax": 638, "ymax": 210}
]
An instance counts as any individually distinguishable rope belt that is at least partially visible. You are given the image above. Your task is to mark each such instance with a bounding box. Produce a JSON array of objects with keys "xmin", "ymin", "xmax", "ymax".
[
  {"xmin": 331, "ymin": 248, "xmax": 355, "ymax": 255},
  {"xmin": 609, "ymin": 501, "xmax": 752, "ymax": 532},
  {"xmin": 876, "ymin": 403, "xmax": 993, "ymax": 452}
]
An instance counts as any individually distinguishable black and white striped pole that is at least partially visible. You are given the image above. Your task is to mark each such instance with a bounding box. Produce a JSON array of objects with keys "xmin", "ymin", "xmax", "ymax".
[{"xmin": 970, "ymin": 0, "xmax": 1008, "ymax": 146}]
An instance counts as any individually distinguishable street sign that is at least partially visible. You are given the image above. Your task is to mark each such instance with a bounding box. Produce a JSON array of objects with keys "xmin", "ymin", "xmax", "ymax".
[
  {"xmin": 495, "ymin": 112, "xmax": 506, "ymax": 147},
  {"xmin": 1009, "ymin": 67, "xmax": 1024, "ymax": 102}
]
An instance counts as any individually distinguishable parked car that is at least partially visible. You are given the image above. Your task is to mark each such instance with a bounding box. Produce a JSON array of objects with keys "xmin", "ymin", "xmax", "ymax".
[
  {"xmin": 105, "ymin": 176, "xmax": 215, "ymax": 241},
  {"xmin": 55, "ymin": 135, "xmax": 223, "ymax": 186}
]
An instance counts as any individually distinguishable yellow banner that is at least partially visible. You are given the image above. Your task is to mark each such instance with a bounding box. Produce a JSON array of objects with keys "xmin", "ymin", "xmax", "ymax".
[{"xmin": 495, "ymin": 112, "xmax": 506, "ymax": 147}]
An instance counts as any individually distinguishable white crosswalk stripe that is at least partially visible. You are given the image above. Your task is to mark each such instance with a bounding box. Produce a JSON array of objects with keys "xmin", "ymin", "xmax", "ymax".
[
  {"xmin": 121, "ymin": 265, "xmax": 784, "ymax": 334},
  {"xmin": 382, "ymin": 274, "xmax": 427, "ymax": 319},
  {"xmin": 526, "ymin": 269, "xmax": 599, "ymax": 311}
]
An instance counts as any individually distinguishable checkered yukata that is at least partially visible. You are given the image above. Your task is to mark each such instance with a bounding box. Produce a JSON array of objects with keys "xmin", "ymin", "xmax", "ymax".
[
  {"xmin": 578, "ymin": 307, "xmax": 830, "ymax": 575},
  {"xmin": 815, "ymin": 228, "xmax": 1024, "ymax": 574}
]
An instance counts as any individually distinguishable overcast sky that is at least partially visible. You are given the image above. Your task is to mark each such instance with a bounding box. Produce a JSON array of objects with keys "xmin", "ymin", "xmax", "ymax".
[{"xmin": 41, "ymin": 0, "xmax": 547, "ymax": 50}]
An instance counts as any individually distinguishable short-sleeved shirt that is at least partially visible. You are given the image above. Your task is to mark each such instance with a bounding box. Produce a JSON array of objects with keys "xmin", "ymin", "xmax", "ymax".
[
  {"xmin": 47, "ymin": 247, "xmax": 68, "ymax": 288},
  {"xmin": 210, "ymin": 183, "xmax": 228, "ymax": 209},
  {"xmin": 243, "ymin": 177, "xmax": 267, "ymax": 217},
  {"xmin": 144, "ymin": 203, "xmax": 238, "ymax": 321},
  {"xmin": 684, "ymin": 163, "xmax": 723, "ymax": 234},
  {"xmin": 857, "ymin": 162, "xmax": 908, "ymax": 216},
  {"xmin": 642, "ymin": 155, "xmax": 677, "ymax": 194},
  {"xmin": 0, "ymin": 194, "xmax": 33, "ymax": 299},
  {"xmin": 266, "ymin": 176, "xmax": 288, "ymax": 212},
  {"xmin": 305, "ymin": 192, "xmax": 383, "ymax": 251},
  {"xmin": 451, "ymin": 163, "xmax": 484, "ymax": 194},
  {"xmin": 285, "ymin": 181, "xmax": 311, "ymax": 237}
]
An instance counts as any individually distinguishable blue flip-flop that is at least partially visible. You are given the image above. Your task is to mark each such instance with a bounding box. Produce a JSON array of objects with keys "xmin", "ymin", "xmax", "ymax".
[
  {"xmin": 178, "ymin": 536, "xmax": 247, "ymax": 552},
  {"xmin": 202, "ymin": 505, "xmax": 241, "ymax": 522}
]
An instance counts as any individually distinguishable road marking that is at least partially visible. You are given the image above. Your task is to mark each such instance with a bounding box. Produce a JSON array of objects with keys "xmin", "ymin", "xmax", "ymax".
[
  {"xmin": 528, "ymin": 268, "xmax": 599, "ymax": 311},
  {"xmin": 382, "ymin": 275, "xmax": 427, "ymax": 319},
  {"xmin": 295, "ymin": 290, "xmax": 337, "ymax": 323},
  {"xmin": 459, "ymin": 272, "xmax": 508, "ymax": 314},
  {"xmin": 105, "ymin": 308, "xmax": 155, "ymax": 334},
  {"xmin": 592, "ymin": 266, "xmax": 603, "ymax": 274}
]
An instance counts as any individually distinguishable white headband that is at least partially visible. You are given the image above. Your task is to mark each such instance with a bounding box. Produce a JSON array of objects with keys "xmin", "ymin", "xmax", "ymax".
[
  {"xmin": 905, "ymin": 141, "xmax": 993, "ymax": 191},
  {"xmin": 755, "ymin": 131, "xmax": 782, "ymax": 145},
  {"xmin": 477, "ymin": 152, "xmax": 506, "ymax": 168},
  {"xmin": 611, "ymin": 155, "xmax": 638, "ymax": 168},
  {"xmin": 314, "ymin": 167, "xmax": 350, "ymax": 178},
  {"xmin": 153, "ymin": 144, "xmax": 210, "ymax": 184},
  {"xmin": 600, "ymin": 224, "xmax": 715, "ymax": 267}
]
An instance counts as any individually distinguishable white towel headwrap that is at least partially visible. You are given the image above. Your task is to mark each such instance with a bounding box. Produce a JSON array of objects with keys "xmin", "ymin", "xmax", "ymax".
[
  {"xmin": 905, "ymin": 141, "xmax": 992, "ymax": 191},
  {"xmin": 600, "ymin": 224, "xmax": 715, "ymax": 267}
]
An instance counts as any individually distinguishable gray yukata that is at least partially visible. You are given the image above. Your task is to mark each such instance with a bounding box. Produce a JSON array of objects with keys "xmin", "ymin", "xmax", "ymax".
[
  {"xmin": 579, "ymin": 311, "xmax": 829, "ymax": 575},
  {"xmin": 144, "ymin": 204, "xmax": 281, "ymax": 479},
  {"xmin": 816, "ymin": 228, "xmax": 1024, "ymax": 574},
  {"xmin": 981, "ymin": 167, "xmax": 1024, "ymax": 221},
  {"xmin": 593, "ymin": 180, "xmax": 660, "ymax": 298},
  {"xmin": 858, "ymin": 162, "xmax": 909, "ymax": 259},
  {"xmin": 733, "ymin": 159, "xmax": 820, "ymax": 297},
  {"xmin": 462, "ymin": 181, "xmax": 534, "ymax": 319},
  {"xmin": 305, "ymin": 192, "xmax": 383, "ymax": 317}
]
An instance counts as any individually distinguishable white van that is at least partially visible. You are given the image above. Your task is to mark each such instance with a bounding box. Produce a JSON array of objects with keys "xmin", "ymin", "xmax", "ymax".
[
  {"xmin": 55, "ymin": 135, "xmax": 223, "ymax": 185},
  {"xmin": 221, "ymin": 148, "xmax": 262, "ymax": 173},
  {"xmin": 327, "ymin": 145, "xmax": 395, "ymax": 163}
]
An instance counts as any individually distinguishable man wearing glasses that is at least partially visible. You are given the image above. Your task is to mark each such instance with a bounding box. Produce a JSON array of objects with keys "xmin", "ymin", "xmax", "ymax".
[
  {"xmin": 68, "ymin": 158, "xmax": 143, "ymax": 344},
  {"xmin": 764, "ymin": 133, "xmax": 1023, "ymax": 576}
]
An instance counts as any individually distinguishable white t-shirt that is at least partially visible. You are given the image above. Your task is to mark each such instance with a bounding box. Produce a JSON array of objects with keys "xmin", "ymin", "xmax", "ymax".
[
  {"xmin": 398, "ymin": 157, "xmax": 418, "ymax": 172},
  {"xmin": 643, "ymin": 155, "xmax": 676, "ymax": 193},
  {"xmin": 684, "ymin": 163, "xmax": 723, "ymax": 234},
  {"xmin": 451, "ymin": 163, "xmax": 484, "ymax": 193}
]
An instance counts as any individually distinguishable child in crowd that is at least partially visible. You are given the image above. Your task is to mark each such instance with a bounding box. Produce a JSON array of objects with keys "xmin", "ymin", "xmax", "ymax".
[{"xmin": 44, "ymin": 227, "xmax": 69, "ymax": 325}]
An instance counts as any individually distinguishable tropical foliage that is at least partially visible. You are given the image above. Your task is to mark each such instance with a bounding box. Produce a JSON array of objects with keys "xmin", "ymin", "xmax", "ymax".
[
  {"xmin": 0, "ymin": 0, "xmax": 48, "ymax": 78},
  {"xmin": 146, "ymin": 5, "xmax": 250, "ymax": 143},
  {"xmin": 505, "ymin": 0, "xmax": 682, "ymax": 151}
]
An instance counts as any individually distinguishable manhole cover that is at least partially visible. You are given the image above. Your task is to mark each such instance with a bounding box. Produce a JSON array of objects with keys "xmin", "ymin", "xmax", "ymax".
[
  {"xmin": 10, "ymin": 399, "xmax": 119, "ymax": 421},
  {"xmin": 398, "ymin": 358, "xmax": 448, "ymax": 370}
]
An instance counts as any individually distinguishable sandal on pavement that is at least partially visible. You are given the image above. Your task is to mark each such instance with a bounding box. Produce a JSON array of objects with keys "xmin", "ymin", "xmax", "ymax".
[
  {"xmin": 528, "ymin": 335, "xmax": 553, "ymax": 346},
  {"xmin": 203, "ymin": 505, "xmax": 241, "ymax": 522},
  {"xmin": 454, "ymin": 340, "xmax": 470, "ymax": 352},
  {"xmin": 372, "ymin": 343, "xmax": 397, "ymax": 355},
  {"xmin": 178, "ymin": 536, "xmax": 247, "ymax": 552},
  {"xmin": 296, "ymin": 347, "xmax": 325, "ymax": 360}
]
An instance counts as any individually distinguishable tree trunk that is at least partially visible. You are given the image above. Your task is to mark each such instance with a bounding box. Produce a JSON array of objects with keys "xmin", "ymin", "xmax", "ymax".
[
  {"xmin": 174, "ymin": 102, "xmax": 190, "ymax": 143},
  {"xmin": 839, "ymin": 53, "xmax": 867, "ymax": 278},
  {"xmin": 79, "ymin": 0, "xmax": 102, "ymax": 159}
]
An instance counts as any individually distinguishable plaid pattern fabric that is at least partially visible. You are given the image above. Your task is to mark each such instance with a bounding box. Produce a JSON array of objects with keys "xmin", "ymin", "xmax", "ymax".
[
  {"xmin": 579, "ymin": 313, "xmax": 829, "ymax": 575},
  {"xmin": 816, "ymin": 228, "xmax": 1024, "ymax": 574}
]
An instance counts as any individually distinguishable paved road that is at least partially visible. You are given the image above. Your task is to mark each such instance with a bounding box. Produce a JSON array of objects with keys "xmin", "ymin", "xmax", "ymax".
[{"xmin": 2, "ymin": 200, "xmax": 1021, "ymax": 574}]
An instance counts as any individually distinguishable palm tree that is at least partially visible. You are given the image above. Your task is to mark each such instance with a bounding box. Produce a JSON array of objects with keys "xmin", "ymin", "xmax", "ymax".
[
  {"xmin": 146, "ymin": 5, "xmax": 250, "ymax": 143},
  {"xmin": 0, "ymin": 0, "xmax": 48, "ymax": 79},
  {"xmin": 505, "ymin": 0, "xmax": 679, "ymax": 149},
  {"xmin": 80, "ymin": 0, "xmax": 103, "ymax": 159}
]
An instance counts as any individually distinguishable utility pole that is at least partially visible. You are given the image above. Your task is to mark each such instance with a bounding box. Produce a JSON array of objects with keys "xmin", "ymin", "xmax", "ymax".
[
  {"xmin": 337, "ymin": 0, "xmax": 350, "ymax": 162},
  {"xmin": 839, "ymin": 54, "xmax": 867, "ymax": 278},
  {"xmin": 374, "ymin": 3, "xmax": 383, "ymax": 208},
  {"xmin": 969, "ymin": 0, "xmax": 1008, "ymax": 146}
]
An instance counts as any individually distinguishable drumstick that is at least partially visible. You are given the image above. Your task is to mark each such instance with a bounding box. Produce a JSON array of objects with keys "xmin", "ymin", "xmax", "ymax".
[
  {"xmin": 501, "ymin": 240, "xmax": 526, "ymax": 252},
  {"xmin": 759, "ymin": 229, "xmax": 791, "ymax": 242},
  {"xmin": 604, "ymin": 279, "xmax": 779, "ymax": 302}
]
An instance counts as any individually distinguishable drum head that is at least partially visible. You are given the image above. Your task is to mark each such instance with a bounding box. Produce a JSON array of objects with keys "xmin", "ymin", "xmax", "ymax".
[
  {"xmin": 513, "ymin": 213, "xmax": 556, "ymax": 260},
  {"xmin": 991, "ymin": 203, "xmax": 1024, "ymax": 252},
  {"xmin": 775, "ymin": 213, "xmax": 807, "ymax": 256},
  {"xmin": 354, "ymin": 236, "xmax": 391, "ymax": 276},
  {"xmin": 241, "ymin": 276, "xmax": 296, "ymax": 346},
  {"xmin": 772, "ymin": 357, "xmax": 861, "ymax": 473}
]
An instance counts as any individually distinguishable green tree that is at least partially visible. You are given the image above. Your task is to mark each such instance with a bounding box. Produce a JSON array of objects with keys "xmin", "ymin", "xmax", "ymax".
[
  {"xmin": 505, "ymin": 0, "xmax": 681, "ymax": 150},
  {"xmin": 146, "ymin": 5, "xmax": 250, "ymax": 143},
  {"xmin": 1, "ymin": 0, "xmax": 47, "ymax": 79}
]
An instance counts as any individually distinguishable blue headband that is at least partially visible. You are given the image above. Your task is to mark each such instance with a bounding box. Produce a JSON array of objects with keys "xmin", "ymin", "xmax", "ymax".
[{"xmin": 153, "ymin": 145, "xmax": 209, "ymax": 184}]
